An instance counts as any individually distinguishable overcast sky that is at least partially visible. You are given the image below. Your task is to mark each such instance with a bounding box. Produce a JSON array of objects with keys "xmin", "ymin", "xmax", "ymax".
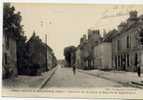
[{"xmin": 12, "ymin": 3, "xmax": 143, "ymax": 59}]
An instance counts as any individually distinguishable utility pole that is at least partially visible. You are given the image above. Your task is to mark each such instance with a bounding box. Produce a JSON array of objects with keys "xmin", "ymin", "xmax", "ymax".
[{"xmin": 42, "ymin": 20, "xmax": 51, "ymax": 71}]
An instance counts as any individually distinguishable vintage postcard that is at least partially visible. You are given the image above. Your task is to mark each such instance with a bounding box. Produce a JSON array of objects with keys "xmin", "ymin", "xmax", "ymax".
[{"xmin": 2, "ymin": 1, "xmax": 143, "ymax": 99}]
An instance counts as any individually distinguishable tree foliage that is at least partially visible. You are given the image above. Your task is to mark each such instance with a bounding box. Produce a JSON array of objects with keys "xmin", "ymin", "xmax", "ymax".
[
  {"xmin": 64, "ymin": 46, "xmax": 76, "ymax": 67},
  {"xmin": 3, "ymin": 3, "xmax": 23, "ymax": 39},
  {"xmin": 3, "ymin": 3, "xmax": 57, "ymax": 76}
]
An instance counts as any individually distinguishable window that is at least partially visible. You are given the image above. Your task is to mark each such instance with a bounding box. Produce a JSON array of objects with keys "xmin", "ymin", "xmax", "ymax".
[
  {"xmin": 4, "ymin": 53, "xmax": 8, "ymax": 65},
  {"xmin": 115, "ymin": 56, "xmax": 117, "ymax": 68},
  {"xmin": 127, "ymin": 36, "xmax": 129, "ymax": 48},
  {"xmin": 118, "ymin": 56, "xmax": 120, "ymax": 67},
  {"xmin": 127, "ymin": 54, "xmax": 129, "ymax": 67},
  {"xmin": 117, "ymin": 40, "xmax": 120, "ymax": 51}
]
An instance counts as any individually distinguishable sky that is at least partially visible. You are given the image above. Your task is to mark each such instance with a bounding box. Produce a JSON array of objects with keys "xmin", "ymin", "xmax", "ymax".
[{"xmin": 11, "ymin": 3, "xmax": 143, "ymax": 59}]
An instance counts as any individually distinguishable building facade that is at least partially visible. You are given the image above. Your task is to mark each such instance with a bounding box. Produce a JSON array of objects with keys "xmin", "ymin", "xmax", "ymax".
[
  {"xmin": 94, "ymin": 42, "xmax": 112, "ymax": 70},
  {"xmin": 74, "ymin": 11, "xmax": 143, "ymax": 72},
  {"xmin": 112, "ymin": 11, "xmax": 143, "ymax": 72},
  {"xmin": 75, "ymin": 46, "xmax": 81, "ymax": 68},
  {"xmin": 88, "ymin": 29, "xmax": 102, "ymax": 46},
  {"xmin": 75, "ymin": 29, "xmax": 102, "ymax": 70}
]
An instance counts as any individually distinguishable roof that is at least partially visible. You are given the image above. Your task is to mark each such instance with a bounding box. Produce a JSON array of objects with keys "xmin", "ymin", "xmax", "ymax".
[
  {"xmin": 111, "ymin": 18, "xmax": 143, "ymax": 39},
  {"xmin": 26, "ymin": 32, "xmax": 53, "ymax": 52}
]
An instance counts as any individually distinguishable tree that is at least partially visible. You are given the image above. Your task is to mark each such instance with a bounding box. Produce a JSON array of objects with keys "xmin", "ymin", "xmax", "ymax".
[
  {"xmin": 16, "ymin": 35, "xmax": 28, "ymax": 74},
  {"xmin": 64, "ymin": 46, "xmax": 76, "ymax": 67},
  {"xmin": 3, "ymin": 3, "xmax": 28, "ymax": 75},
  {"xmin": 3, "ymin": 3, "xmax": 23, "ymax": 39}
]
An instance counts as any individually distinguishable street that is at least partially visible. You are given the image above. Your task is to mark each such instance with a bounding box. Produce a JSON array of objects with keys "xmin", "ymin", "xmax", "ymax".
[
  {"xmin": 3, "ymin": 65, "xmax": 142, "ymax": 89},
  {"xmin": 43, "ymin": 65, "xmax": 124, "ymax": 88}
]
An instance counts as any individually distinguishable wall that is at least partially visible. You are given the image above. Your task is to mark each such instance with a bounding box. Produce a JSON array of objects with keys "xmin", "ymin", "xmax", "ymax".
[
  {"xmin": 75, "ymin": 48, "xmax": 81, "ymax": 68},
  {"xmin": 3, "ymin": 35, "xmax": 17, "ymax": 79},
  {"xmin": 111, "ymin": 23, "xmax": 142, "ymax": 72},
  {"xmin": 94, "ymin": 42, "xmax": 112, "ymax": 70}
]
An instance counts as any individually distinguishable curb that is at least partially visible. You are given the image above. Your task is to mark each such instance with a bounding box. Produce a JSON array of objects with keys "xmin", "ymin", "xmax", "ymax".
[
  {"xmin": 130, "ymin": 81, "xmax": 143, "ymax": 89},
  {"xmin": 128, "ymin": 82, "xmax": 143, "ymax": 89},
  {"xmin": 78, "ymin": 70, "xmax": 141, "ymax": 88},
  {"xmin": 131, "ymin": 81, "xmax": 143, "ymax": 86},
  {"xmin": 37, "ymin": 66, "xmax": 58, "ymax": 90}
]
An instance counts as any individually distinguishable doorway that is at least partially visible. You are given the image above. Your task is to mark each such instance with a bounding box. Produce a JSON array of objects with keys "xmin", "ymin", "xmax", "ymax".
[{"xmin": 134, "ymin": 53, "xmax": 138, "ymax": 71}]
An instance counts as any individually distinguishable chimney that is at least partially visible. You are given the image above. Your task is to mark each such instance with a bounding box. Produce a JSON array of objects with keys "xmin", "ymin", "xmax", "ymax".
[{"xmin": 129, "ymin": 10, "xmax": 138, "ymax": 20}]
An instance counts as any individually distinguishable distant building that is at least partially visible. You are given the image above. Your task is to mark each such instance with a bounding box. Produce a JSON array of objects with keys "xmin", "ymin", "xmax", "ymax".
[
  {"xmin": 76, "ymin": 30, "xmax": 102, "ymax": 70},
  {"xmin": 88, "ymin": 29, "xmax": 102, "ymax": 69},
  {"xmin": 75, "ymin": 46, "xmax": 81, "ymax": 68},
  {"xmin": 2, "ymin": 31, "xmax": 17, "ymax": 79},
  {"xmin": 88, "ymin": 29, "xmax": 102, "ymax": 47},
  {"xmin": 47, "ymin": 51, "xmax": 57, "ymax": 70},
  {"xmin": 79, "ymin": 34, "xmax": 91, "ymax": 69}
]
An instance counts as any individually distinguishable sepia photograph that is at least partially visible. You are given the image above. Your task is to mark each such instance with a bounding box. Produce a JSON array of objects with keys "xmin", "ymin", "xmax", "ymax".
[{"xmin": 2, "ymin": 1, "xmax": 143, "ymax": 99}]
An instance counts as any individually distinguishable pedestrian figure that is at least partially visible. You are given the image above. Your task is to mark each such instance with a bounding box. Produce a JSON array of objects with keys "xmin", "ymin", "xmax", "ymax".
[
  {"xmin": 70, "ymin": 51, "xmax": 76, "ymax": 75},
  {"xmin": 73, "ymin": 65, "xmax": 76, "ymax": 75},
  {"xmin": 137, "ymin": 63, "xmax": 141, "ymax": 77}
]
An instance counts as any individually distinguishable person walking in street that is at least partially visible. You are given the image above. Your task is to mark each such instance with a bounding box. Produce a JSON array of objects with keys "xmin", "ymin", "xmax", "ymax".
[
  {"xmin": 73, "ymin": 65, "xmax": 76, "ymax": 75},
  {"xmin": 137, "ymin": 62, "xmax": 141, "ymax": 77},
  {"xmin": 70, "ymin": 50, "xmax": 76, "ymax": 75}
]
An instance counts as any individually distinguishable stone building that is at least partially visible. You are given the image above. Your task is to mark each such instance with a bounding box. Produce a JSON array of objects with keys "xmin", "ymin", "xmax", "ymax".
[
  {"xmin": 75, "ymin": 29, "xmax": 102, "ymax": 70},
  {"xmin": 93, "ymin": 29, "xmax": 113, "ymax": 70},
  {"xmin": 80, "ymin": 42, "xmax": 91, "ymax": 69},
  {"xmin": 75, "ymin": 45, "xmax": 81, "ymax": 68},
  {"xmin": 75, "ymin": 35, "xmax": 86, "ymax": 69},
  {"xmin": 111, "ymin": 11, "xmax": 143, "ymax": 72},
  {"xmin": 93, "ymin": 41, "xmax": 112, "ymax": 70},
  {"xmin": 88, "ymin": 29, "xmax": 102, "ymax": 47},
  {"xmin": 78, "ymin": 34, "xmax": 92, "ymax": 69},
  {"xmin": 87, "ymin": 29, "xmax": 102, "ymax": 69},
  {"xmin": 2, "ymin": 31, "xmax": 17, "ymax": 79}
]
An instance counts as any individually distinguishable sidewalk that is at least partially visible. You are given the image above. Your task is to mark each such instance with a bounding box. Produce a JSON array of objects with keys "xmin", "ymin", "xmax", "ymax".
[
  {"xmin": 2, "ymin": 66, "xmax": 58, "ymax": 89},
  {"xmin": 78, "ymin": 69, "xmax": 143, "ymax": 88}
]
